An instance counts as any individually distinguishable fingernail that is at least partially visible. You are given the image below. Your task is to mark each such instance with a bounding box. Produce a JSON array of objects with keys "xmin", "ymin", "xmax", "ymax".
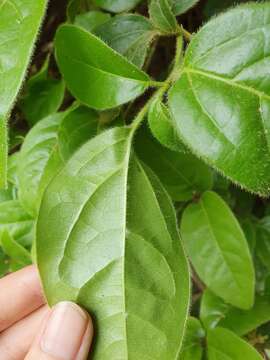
[{"xmin": 40, "ymin": 301, "xmax": 88, "ymax": 360}]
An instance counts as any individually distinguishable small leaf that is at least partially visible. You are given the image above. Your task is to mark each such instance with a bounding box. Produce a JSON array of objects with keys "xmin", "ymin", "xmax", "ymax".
[
  {"xmin": 169, "ymin": 3, "xmax": 270, "ymax": 196},
  {"xmin": 92, "ymin": 0, "xmax": 142, "ymax": 13},
  {"xmin": 135, "ymin": 127, "xmax": 213, "ymax": 201},
  {"xmin": 149, "ymin": 0, "xmax": 178, "ymax": 34},
  {"xmin": 37, "ymin": 127, "xmax": 190, "ymax": 358},
  {"xmin": 0, "ymin": 0, "xmax": 48, "ymax": 188},
  {"xmin": 181, "ymin": 191, "xmax": 255, "ymax": 309},
  {"xmin": 0, "ymin": 230, "xmax": 32, "ymax": 267},
  {"xmin": 74, "ymin": 11, "xmax": 111, "ymax": 32},
  {"xmin": 200, "ymin": 290, "xmax": 229, "ymax": 330},
  {"xmin": 148, "ymin": 97, "xmax": 185, "ymax": 152},
  {"xmin": 181, "ymin": 317, "xmax": 205, "ymax": 360},
  {"xmin": 207, "ymin": 327, "xmax": 263, "ymax": 360},
  {"xmin": 256, "ymin": 216, "xmax": 270, "ymax": 272},
  {"xmin": 94, "ymin": 14, "xmax": 155, "ymax": 68},
  {"xmin": 55, "ymin": 24, "xmax": 151, "ymax": 110},
  {"xmin": 172, "ymin": 0, "xmax": 199, "ymax": 15}
]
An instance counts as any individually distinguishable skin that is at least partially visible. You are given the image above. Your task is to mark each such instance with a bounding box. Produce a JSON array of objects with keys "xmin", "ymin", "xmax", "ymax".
[{"xmin": 0, "ymin": 265, "xmax": 93, "ymax": 360}]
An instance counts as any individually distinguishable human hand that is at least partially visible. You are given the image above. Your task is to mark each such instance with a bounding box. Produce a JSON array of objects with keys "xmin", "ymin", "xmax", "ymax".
[{"xmin": 0, "ymin": 265, "xmax": 93, "ymax": 360}]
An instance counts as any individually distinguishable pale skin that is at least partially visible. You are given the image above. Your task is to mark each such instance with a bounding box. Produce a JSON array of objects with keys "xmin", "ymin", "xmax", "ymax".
[{"xmin": 0, "ymin": 265, "xmax": 93, "ymax": 360}]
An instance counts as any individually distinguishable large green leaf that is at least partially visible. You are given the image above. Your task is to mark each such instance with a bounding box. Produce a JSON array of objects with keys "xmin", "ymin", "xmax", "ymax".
[
  {"xmin": 37, "ymin": 127, "xmax": 190, "ymax": 359},
  {"xmin": 135, "ymin": 127, "xmax": 213, "ymax": 201},
  {"xmin": 92, "ymin": 0, "xmax": 142, "ymax": 12},
  {"xmin": 149, "ymin": 0, "xmax": 177, "ymax": 34},
  {"xmin": 55, "ymin": 24, "xmax": 151, "ymax": 110},
  {"xmin": 181, "ymin": 317, "xmax": 204, "ymax": 360},
  {"xmin": 181, "ymin": 191, "xmax": 255, "ymax": 309},
  {"xmin": 0, "ymin": 0, "xmax": 48, "ymax": 188},
  {"xmin": 169, "ymin": 3, "xmax": 270, "ymax": 196},
  {"xmin": 207, "ymin": 327, "xmax": 263, "ymax": 359},
  {"xmin": 94, "ymin": 15, "xmax": 155, "ymax": 68},
  {"xmin": 172, "ymin": 0, "xmax": 199, "ymax": 15}
]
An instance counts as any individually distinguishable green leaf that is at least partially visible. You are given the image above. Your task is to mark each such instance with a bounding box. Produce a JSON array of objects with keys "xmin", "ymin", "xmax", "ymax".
[
  {"xmin": 204, "ymin": 0, "xmax": 248, "ymax": 18},
  {"xmin": 149, "ymin": 0, "xmax": 178, "ymax": 34},
  {"xmin": 0, "ymin": 0, "xmax": 48, "ymax": 188},
  {"xmin": 256, "ymin": 216, "xmax": 270, "ymax": 272},
  {"xmin": 37, "ymin": 127, "xmax": 190, "ymax": 359},
  {"xmin": 207, "ymin": 327, "xmax": 263, "ymax": 359},
  {"xmin": 58, "ymin": 106, "xmax": 99, "ymax": 161},
  {"xmin": 55, "ymin": 24, "xmax": 151, "ymax": 110},
  {"xmin": 92, "ymin": 0, "xmax": 142, "ymax": 13},
  {"xmin": 169, "ymin": 3, "xmax": 270, "ymax": 196},
  {"xmin": 20, "ymin": 59, "xmax": 65, "ymax": 126},
  {"xmin": 94, "ymin": 14, "xmax": 155, "ymax": 68},
  {"xmin": 219, "ymin": 294, "xmax": 270, "ymax": 336},
  {"xmin": 181, "ymin": 191, "xmax": 255, "ymax": 309},
  {"xmin": 172, "ymin": 0, "xmax": 199, "ymax": 15},
  {"xmin": 200, "ymin": 290, "xmax": 229, "ymax": 330},
  {"xmin": 18, "ymin": 113, "xmax": 64, "ymax": 216},
  {"xmin": 74, "ymin": 11, "xmax": 111, "ymax": 32},
  {"xmin": 181, "ymin": 317, "xmax": 205, "ymax": 360},
  {"xmin": 0, "ymin": 200, "xmax": 34, "ymax": 247},
  {"xmin": 0, "ymin": 230, "xmax": 32, "ymax": 267},
  {"xmin": 0, "ymin": 248, "xmax": 9, "ymax": 278},
  {"xmin": 148, "ymin": 97, "xmax": 185, "ymax": 152},
  {"xmin": 135, "ymin": 127, "xmax": 213, "ymax": 201}
]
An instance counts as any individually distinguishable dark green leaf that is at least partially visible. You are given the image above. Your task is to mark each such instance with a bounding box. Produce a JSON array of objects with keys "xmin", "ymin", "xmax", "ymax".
[
  {"xmin": 204, "ymin": 0, "xmax": 249, "ymax": 18},
  {"xmin": 55, "ymin": 24, "xmax": 151, "ymax": 109},
  {"xmin": 181, "ymin": 191, "xmax": 255, "ymax": 309},
  {"xmin": 256, "ymin": 216, "xmax": 270, "ymax": 272},
  {"xmin": 207, "ymin": 327, "xmax": 263, "ymax": 359},
  {"xmin": 94, "ymin": 14, "xmax": 155, "ymax": 69},
  {"xmin": 92, "ymin": 0, "xmax": 142, "ymax": 13},
  {"xmin": 135, "ymin": 127, "xmax": 213, "ymax": 201},
  {"xmin": 169, "ymin": 3, "xmax": 270, "ymax": 196},
  {"xmin": 181, "ymin": 317, "xmax": 205, "ymax": 360},
  {"xmin": 0, "ymin": 0, "xmax": 48, "ymax": 188},
  {"xmin": 172, "ymin": 0, "xmax": 199, "ymax": 15},
  {"xmin": 148, "ymin": 97, "xmax": 185, "ymax": 152},
  {"xmin": 37, "ymin": 127, "xmax": 190, "ymax": 358},
  {"xmin": 74, "ymin": 11, "xmax": 111, "ymax": 32},
  {"xmin": 0, "ymin": 230, "xmax": 32, "ymax": 267},
  {"xmin": 149, "ymin": 0, "xmax": 178, "ymax": 34}
]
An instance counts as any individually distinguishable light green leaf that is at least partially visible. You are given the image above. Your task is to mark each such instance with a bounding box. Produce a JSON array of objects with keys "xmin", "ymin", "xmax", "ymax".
[
  {"xmin": 0, "ymin": 230, "xmax": 32, "ymax": 267},
  {"xmin": 181, "ymin": 317, "xmax": 205, "ymax": 360},
  {"xmin": 207, "ymin": 327, "xmax": 263, "ymax": 359},
  {"xmin": 37, "ymin": 127, "xmax": 190, "ymax": 359},
  {"xmin": 172, "ymin": 0, "xmax": 199, "ymax": 15},
  {"xmin": 169, "ymin": 3, "xmax": 270, "ymax": 196},
  {"xmin": 20, "ymin": 59, "xmax": 65, "ymax": 126},
  {"xmin": 148, "ymin": 97, "xmax": 185, "ymax": 152},
  {"xmin": 200, "ymin": 290, "xmax": 229, "ymax": 330},
  {"xmin": 18, "ymin": 113, "xmax": 64, "ymax": 216},
  {"xmin": 149, "ymin": 0, "xmax": 178, "ymax": 34},
  {"xmin": 55, "ymin": 24, "xmax": 151, "ymax": 110},
  {"xmin": 0, "ymin": 0, "xmax": 48, "ymax": 188},
  {"xmin": 58, "ymin": 106, "xmax": 99, "ymax": 161},
  {"xmin": 92, "ymin": 0, "xmax": 142, "ymax": 12},
  {"xmin": 74, "ymin": 10, "xmax": 111, "ymax": 32},
  {"xmin": 181, "ymin": 191, "xmax": 255, "ymax": 309},
  {"xmin": 94, "ymin": 14, "xmax": 155, "ymax": 68},
  {"xmin": 135, "ymin": 127, "xmax": 213, "ymax": 201},
  {"xmin": 0, "ymin": 200, "xmax": 34, "ymax": 247}
]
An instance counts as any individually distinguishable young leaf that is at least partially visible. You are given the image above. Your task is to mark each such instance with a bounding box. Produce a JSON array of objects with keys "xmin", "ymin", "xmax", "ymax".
[
  {"xmin": 55, "ymin": 24, "xmax": 151, "ymax": 109},
  {"xmin": 0, "ymin": 200, "xmax": 34, "ymax": 247},
  {"xmin": 0, "ymin": 230, "xmax": 32, "ymax": 267},
  {"xmin": 37, "ymin": 127, "xmax": 190, "ymax": 359},
  {"xmin": 172, "ymin": 0, "xmax": 199, "ymax": 15},
  {"xmin": 20, "ymin": 59, "xmax": 65, "ymax": 126},
  {"xmin": 0, "ymin": 0, "xmax": 48, "ymax": 188},
  {"xmin": 92, "ymin": 0, "xmax": 142, "ymax": 13},
  {"xmin": 18, "ymin": 113, "xmax": 65, "ymax": 216},
  {"xmin": 200, "ymin": 290, "xmax": 229, "ymax": 330},
  {"xmin": 94, "ymin": 15, "xmax": 155, "ymax": 68},
  {"xmin": 181, "ymin": 317, "xmax": 205, "ymax": 360},
  {"xmin": 169, "ymin": 3, "xmax": 270, "ymax": 196},
  {"xmin": 135, "ymin": 127, "xmax": 213, "ymax": 201},
  {"xmin": 74, "ymin": 11, "xmax": 111, "ymax": 32},
  {"xmin": 207, "ymin": 327, "xmax": 263, "ymax": 360},
  {"xmin": 181, "ymin": 191, "xmax": 255, "ymax": 309},
  {"xmin": 148, "ymin": 97, "xmax": 185, "ymax": 152},
  {"xmin": 149, "ymin": 0, "xmax": 178, "ymax": 34}
]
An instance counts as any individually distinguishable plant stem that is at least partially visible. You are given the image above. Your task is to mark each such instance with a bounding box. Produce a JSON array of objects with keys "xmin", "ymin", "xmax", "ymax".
[{"xmin": 181, "ymin": 26, "xmax": 193, "ymax": 42}]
